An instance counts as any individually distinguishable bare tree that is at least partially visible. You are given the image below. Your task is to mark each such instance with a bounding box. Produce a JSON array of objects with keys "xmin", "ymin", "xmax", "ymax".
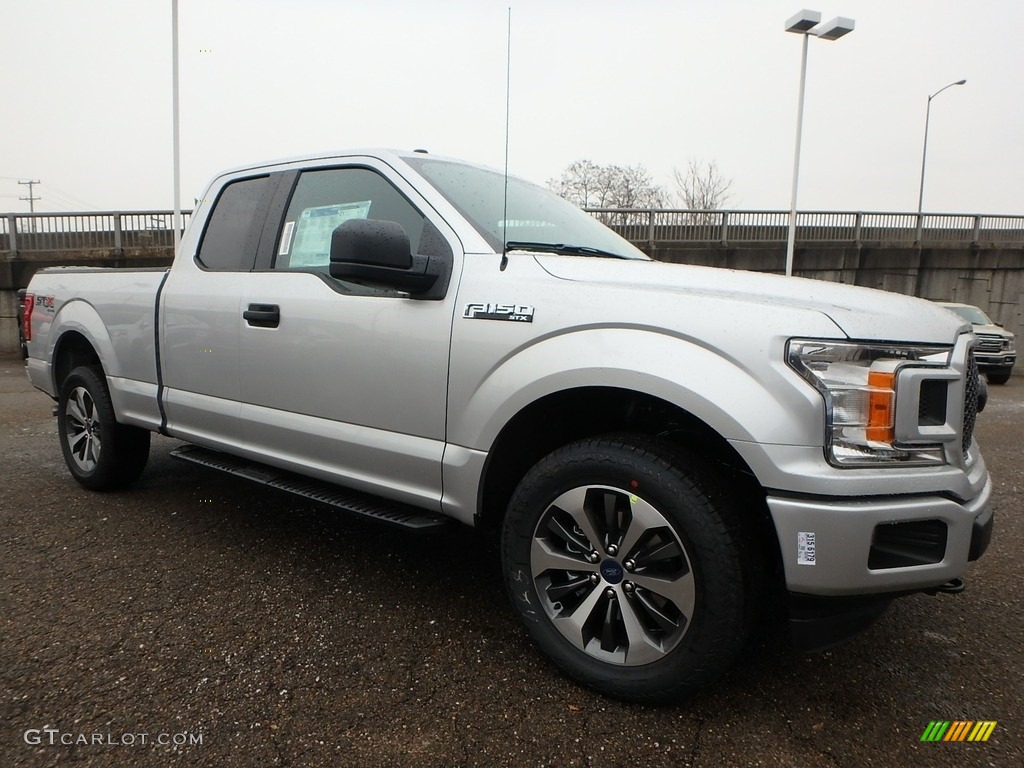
[
  {"xmin": 610, "ymin": 164, "xmax": 669, "ymax": 209},
  {"xmin": 547, "ymin": 160, "xmax": 604, "ymax": 209},
  {"xmin": 672, "ymin": 160, "xmax": 734, "ymax": 222},
  {"xmin": 549, "ymin": 160, "xmax": 669, "ymax": 215}
]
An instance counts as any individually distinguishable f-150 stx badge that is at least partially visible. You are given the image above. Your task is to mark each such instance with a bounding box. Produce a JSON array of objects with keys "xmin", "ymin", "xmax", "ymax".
[{"xmin": 463, "ymin": 303, "xmax": 535, "ymax": 323}]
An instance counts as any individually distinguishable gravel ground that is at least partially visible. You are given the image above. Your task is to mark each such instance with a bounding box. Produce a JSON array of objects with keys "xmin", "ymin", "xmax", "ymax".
[{"xmin": 1, "ymin": 355, "xmax": 1020, "ymax": 767}]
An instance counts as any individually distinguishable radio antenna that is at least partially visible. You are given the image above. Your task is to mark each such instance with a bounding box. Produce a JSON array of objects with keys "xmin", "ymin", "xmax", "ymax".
[{"xmin": 500, "ymin": 6, "xmax": 511, "ymax": 272}]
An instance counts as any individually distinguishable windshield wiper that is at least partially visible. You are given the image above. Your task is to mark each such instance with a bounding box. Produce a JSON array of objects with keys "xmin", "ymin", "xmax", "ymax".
[{"xmin": 504, "ymin": 241, "xmax": 631, "ymax": 260}]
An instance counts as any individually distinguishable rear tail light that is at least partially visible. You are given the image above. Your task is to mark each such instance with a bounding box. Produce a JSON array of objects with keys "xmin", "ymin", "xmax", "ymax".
[{"xmin": 22, "ymin": 293, "xmax": 35, "ymax": 342}]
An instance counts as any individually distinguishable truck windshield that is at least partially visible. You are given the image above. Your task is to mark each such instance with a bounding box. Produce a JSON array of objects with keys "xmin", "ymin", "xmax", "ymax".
[
  {"xmin": 405, "ymin": 156, "xmax": 648, "ymax": 260},
  {"xmin": 945, "ymin": 305, "xmax": 993, "ymax": 325}
]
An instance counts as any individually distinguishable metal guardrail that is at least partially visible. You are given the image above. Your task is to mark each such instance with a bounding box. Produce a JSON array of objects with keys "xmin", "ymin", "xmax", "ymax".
[
  {"xmin": 0, "ymin": 211, "xmax": 193, "ymax": 253},
  {"xmin": 585, "ymin": 209, "xmax": 1024, "ymax": 247},
  {"xmin": 2, "ymin": 209, "xmax": 1023, "ymax": 253}
]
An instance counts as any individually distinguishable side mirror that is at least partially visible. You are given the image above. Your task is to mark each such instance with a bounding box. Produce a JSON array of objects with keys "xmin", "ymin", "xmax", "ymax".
[
  {"xmin": 329, "ymin": 219, "xmax": 440, "ymax": 296},
  {"xmin": 330, "ymin": 218, "xmax": 412, "ymax": 269}
]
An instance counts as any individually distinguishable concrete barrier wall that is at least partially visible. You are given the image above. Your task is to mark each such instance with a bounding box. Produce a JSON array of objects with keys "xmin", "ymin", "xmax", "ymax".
[
  {"xmin": 0, "ymin": 288, "xmax": 20, "ymax": 355},
  {"xmin": 2, "ymin": 244, "xmax": 1022, "ymax": 362}
]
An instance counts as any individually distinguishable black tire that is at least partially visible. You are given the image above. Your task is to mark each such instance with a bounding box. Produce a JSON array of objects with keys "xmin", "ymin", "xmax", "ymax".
[
  {"xmin": 501, "ymin": 435, "xmax": 755, "ymax": 703},
  {"xmin": 987, "ymin": 371, "xmax": 1011, "ymax": 386},
  {"xmin": 17, "ymin": 290, "xmax": 28, "ymax": 359},
  {"xmin": 57, "ymin": 365, "xmax": 151, "ymax": 491}
]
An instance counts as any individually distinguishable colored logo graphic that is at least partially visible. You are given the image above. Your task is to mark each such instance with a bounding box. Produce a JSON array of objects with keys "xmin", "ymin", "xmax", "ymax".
[{"xmin": 920, "ymin": 721, "xmax": 997, "ymax": 742}]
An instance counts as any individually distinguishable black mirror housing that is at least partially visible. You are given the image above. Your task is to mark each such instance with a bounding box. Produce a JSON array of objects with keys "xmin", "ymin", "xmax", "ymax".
[
  {"xmin": 329, "ymin": 219, "xmax": 442, "ymax": 297},
  {"xmin": 330, "ymin": 219, "xmax": 412, "ymax": 269}
]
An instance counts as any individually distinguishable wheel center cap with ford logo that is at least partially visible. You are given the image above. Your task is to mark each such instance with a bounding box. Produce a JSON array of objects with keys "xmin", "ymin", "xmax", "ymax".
[{"xmin": 600, "ymin": 559, "xmax": 624, "ymax": 584}]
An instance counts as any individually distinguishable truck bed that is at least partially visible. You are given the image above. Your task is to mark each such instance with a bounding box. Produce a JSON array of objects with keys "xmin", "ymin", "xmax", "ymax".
[{"xmin": 25, "ymin": 267, "xmax": 168, "ymax": 430}]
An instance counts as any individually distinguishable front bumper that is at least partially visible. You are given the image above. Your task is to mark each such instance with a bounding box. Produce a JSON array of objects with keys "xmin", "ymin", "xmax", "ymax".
[
  {"xmin": 975, "ymin": 352, "xmax": 1015, "ymax": 370},
  {"xmin": 767, "ymin": 477, "xmax": 993, "ymax": 597}
]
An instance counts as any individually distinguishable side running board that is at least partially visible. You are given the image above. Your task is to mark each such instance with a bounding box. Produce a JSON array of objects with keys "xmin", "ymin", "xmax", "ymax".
[{"xmin": 170, "ymin": 444, "xmax": 450, "ymax": 531}]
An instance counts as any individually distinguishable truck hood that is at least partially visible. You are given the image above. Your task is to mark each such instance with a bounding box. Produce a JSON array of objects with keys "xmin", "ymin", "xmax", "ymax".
[
  {"xmin": 534, "ymin": 255, "xmax": 968, "ymax": 344},
  {"xmin": 972, "ymin": 323, "xmax": 1014, "ymax": 340}
]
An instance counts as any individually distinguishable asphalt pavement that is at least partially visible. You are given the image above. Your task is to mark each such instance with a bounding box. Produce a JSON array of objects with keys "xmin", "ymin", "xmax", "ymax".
[{"xmin": 1, "ymin": 354, "xmax": 1020, "ymax": 767}]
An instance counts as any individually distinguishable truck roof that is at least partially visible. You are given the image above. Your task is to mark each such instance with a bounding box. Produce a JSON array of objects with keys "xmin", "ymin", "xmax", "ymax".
[{"xmin": 211, "ymin": 148, "xmax": 492, "ymax": 178}]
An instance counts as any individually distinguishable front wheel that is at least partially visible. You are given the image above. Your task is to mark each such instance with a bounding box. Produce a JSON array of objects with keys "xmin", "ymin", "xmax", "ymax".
[
  {"xmin": 501, "ymin": 436, "xmax": 755, "ymax": 703},
  {"xmin": 57, "ymin": 365, "xmax": 151, "ymax": 490},
  {"xmin": 987, "ymin": 370, "xmax": 1011, "ymax": 385}
]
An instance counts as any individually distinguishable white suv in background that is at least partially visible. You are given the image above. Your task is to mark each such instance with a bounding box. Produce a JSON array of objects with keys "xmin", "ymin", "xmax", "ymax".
[{"xmin": 939, "ymin": 302, "xmax": 1016, "ymax": 385}]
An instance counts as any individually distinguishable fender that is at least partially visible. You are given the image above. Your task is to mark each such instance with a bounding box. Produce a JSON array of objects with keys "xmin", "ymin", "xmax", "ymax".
[
  {"xmin": 447, "ymin": 325, "xmax": 828, "ymax": 454},
  {"xmin": 48, "ymin": 299, "xmax": 120, "ymax": 386},
  {"xmin": 46, "ymin": 288, "xmax": 165, "ymax": 431},
  {"xmin": 439, "ymin": 324, "xmax": 835, "ymax": 524}
]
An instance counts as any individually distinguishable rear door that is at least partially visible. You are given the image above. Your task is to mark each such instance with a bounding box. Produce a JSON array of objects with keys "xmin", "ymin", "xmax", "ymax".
[
  {"xmin": 160, "ymin": 173, "xmax": 276, "ymax": 448},
  {"xmin": 237, "ymin": 158, "xmax": 461, "ymax": 509}
]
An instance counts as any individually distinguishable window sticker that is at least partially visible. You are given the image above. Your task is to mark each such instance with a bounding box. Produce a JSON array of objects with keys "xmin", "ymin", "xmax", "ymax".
[
  {"xmin": 797, "ymin": 531, "xmax": 816, "ymax": 565},
  {"xmin": 288, "ymin": 201, "xmax": 372, "ymax": 268},
  {"xmin": 278, "ymin": 220, "xmax": 295, "ymax": 256}
]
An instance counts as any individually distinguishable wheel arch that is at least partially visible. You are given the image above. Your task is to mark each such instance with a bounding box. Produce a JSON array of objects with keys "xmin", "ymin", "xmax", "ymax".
[
  {"xmin": 476, "ymin": 386, "xmax": 778, "ymax": 566},
  {"xmin": 53, "ymin": 330, "xmax": 102, "ymax": 392},
  {"xmin": 449, "ymin": 327, "xmax": 822, "ymax": 532},
  {"xmin": 48, "ymin": 300, "xmax": 117, "ymax": 391}
]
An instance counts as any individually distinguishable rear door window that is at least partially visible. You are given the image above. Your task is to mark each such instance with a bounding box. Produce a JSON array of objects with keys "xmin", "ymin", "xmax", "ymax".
[{"xmin": 196, "ymin": 175, "xmax": 271, "ymax": 271}]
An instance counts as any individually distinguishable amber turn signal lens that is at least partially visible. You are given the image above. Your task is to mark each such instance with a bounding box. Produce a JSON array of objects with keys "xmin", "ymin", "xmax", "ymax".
[{"xmin": 866, "ymin": 371, "xmax": 895, "ymax": 442}]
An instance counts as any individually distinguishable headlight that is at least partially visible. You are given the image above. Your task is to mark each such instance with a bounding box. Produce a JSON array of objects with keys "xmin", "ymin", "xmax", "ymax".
[{"xmin": 787, "ymin": 339, "xmax": 951, "ymax": 467}]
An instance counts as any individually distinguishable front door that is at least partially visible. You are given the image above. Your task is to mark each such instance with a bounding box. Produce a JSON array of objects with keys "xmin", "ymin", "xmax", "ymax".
[{"xmin": 237, "ymin": 162, "xmax": 460, "ymax": 510}]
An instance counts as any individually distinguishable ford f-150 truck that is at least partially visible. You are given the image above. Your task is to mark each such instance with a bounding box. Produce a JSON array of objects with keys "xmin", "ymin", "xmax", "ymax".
[
  {"xmin": 23, "ymin": 149, "xmax": 993, "ymax": 702},
  {"xmin": 938, "ymin": 302, "xmax": 1016, "ymax": 384}
]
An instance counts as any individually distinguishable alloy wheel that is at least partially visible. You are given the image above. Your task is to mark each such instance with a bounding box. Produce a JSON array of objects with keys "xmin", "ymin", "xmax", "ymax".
[{"xmin": 529, "ymin": 485, "xmax": 696, "ymax": 666}]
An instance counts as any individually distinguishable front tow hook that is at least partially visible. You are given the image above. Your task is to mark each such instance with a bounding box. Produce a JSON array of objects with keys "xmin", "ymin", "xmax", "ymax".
[{"xmin": 926, "ymin": 577, "xmax": 966, "ymax": 596}]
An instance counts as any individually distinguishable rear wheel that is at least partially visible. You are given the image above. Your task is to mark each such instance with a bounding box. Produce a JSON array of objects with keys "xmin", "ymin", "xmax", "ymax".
[
  {"xmin": 58, "ymin": 365, "xmax": 150, "ymax": 490},
  {"xmin": 501, "ymin": 436, "xmax": 755, "ymax": 703}
]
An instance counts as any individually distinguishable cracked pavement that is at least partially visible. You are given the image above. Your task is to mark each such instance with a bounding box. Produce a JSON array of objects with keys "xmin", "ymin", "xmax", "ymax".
[{"xmin": 1, "ymin": 355, "xmax": 1020, "ymax": 767}]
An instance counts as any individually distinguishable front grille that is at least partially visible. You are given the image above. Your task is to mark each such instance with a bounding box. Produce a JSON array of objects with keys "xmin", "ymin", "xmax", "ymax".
[
  {"xmin": 976, "ymin": 334, "xmax": 1004, "ymax": 353},
  {"xmin": 962, "ymin": 354, "xmax": 979, "ymax": 454}
]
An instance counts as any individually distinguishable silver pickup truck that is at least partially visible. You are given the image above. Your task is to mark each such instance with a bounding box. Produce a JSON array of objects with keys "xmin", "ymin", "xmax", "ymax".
[{"xmin": 23, "ymin": 149, "xmax": 993, "ymax": 702}]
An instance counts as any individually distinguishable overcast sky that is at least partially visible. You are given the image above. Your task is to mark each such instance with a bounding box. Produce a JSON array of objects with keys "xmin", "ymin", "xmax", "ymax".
[{"xmin": 2, "ymin": 0, "xmax": 1021, "ymax": 215}]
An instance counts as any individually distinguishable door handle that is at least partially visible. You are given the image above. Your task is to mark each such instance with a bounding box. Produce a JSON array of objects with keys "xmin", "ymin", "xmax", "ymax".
[{"xmin": 243, "ymin": 303, "xmax": 280, "ymax": 328}]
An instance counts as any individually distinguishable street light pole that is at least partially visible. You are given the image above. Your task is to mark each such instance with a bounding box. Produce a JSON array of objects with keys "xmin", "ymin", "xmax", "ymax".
[
  {"xmin": 916, "ymin": 79, "xmax": 966, "ymax": 243},
  {"xmin": 783, "ymin": 11, "xmax": 855, "ymax": 277},
  {"xmin": 172, "ymin": 0, "xmax": 182, "ymax": 251},
  {"xmin": 785, "ymin": 31, "xmax": 811, "ymax": 279}
]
